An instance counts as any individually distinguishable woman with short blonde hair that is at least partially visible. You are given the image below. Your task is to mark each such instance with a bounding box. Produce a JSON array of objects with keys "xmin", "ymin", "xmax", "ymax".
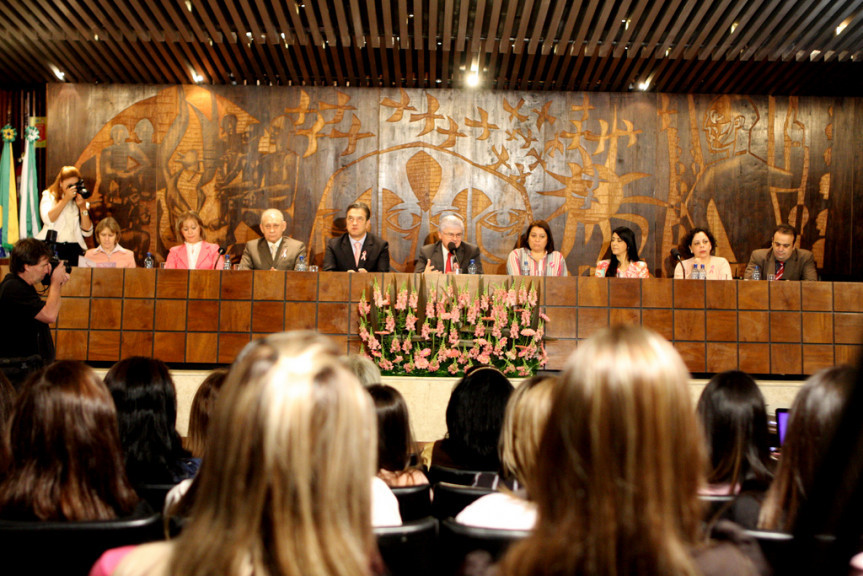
[
  {"xmin": 502, "ymin": 327, "xmax": 761, "ymax": 576},
  {"xmin": 96, "ymin": 331, "xmax": 378, "ymax": 576}
]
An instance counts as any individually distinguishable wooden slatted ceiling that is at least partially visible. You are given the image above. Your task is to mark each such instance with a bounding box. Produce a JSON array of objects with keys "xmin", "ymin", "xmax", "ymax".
[{"xmin": 0, "ymin": 0, "xmax": 860, "ymax": 95}]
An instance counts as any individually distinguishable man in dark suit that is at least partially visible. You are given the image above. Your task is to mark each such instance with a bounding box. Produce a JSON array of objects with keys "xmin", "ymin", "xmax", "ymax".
[
  {"xmin": 239, "ymin": 208, "xmax": 307, "ymax": 270},
  {"xmin": 415, "ymin": 214, "xmax": 483, "ymax": 274},
  {"xmin": 323, "ymin": 202, "xmax": 390, "ymax": 272},
  {"xmin": 744, "ymin": 224, "xmax": 817, "ymax": 281}
]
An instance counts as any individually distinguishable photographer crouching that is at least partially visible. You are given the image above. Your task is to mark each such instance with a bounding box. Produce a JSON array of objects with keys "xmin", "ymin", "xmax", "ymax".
[
  {"xmin": 34, "ymin": 165, "xmax": 93, "ymax": 265},
  {"xmin": 0, "ymin": 238, "xmax": 71, "ymax": 386}
]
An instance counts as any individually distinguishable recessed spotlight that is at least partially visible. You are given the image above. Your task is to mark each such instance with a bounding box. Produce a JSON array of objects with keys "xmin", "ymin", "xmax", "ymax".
[
  {"xmin": 637, "ymin": 79, "xmax": 650, "ymax": 91},
  {"xmin": 466, "ymin": 72, "xmax": 479, "ymax": 87},
  {"xmin": 185, "ymin": 0, "xmax": 193, "ymax": 12},
  {"xmin": 192, "ymin": 72, "xmax": 204, "ymax": 83},
  {"xmin": 836, "ymin": 17, "xmax": 851, "ymax": 35},
  {"xmin": 52, "ymin": 66, "xmax": 65, "ymax": 81},
  {"xmin": 730, "ymin": 22, "xmax": 738, "ymax": 34}
]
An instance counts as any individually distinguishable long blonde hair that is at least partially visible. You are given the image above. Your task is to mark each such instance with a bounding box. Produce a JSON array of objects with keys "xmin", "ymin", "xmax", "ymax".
[
  {"xmin": 499, "ymin": 375, "xmax": 556, "ymax": 491},
  {"xmin": 501, "ymin": 326, "xmax": 706, "ymax": 576},
  {"xmin": 48, "ymin": 166, "xmax": 81, "ymax": 201},
  {"xmin": 169, "ymin": 331, "xmax": 376, "ymax": 576}
]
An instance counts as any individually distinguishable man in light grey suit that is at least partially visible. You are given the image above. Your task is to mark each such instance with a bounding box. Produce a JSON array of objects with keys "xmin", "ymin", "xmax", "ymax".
[{"xmin": 239, "ymin": 209, "xmax": 307, "ymax": 270}]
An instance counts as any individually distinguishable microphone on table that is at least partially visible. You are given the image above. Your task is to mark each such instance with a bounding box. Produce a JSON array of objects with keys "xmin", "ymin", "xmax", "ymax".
[
  {"xmin": 671, "ymin": 248, "xmax": 686, "ymax": 279},
  {"xmin": 214, "ymin": 247, "xmax": 227, "ymax": 270}
]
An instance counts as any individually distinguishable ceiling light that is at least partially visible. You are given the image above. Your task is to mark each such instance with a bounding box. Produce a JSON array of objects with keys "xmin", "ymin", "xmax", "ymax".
[
  {"xmin": 192, "ymin": 72, "xmax": 204, "ymax": 83},
  {"xmin": 730, "ymin": 22, "xmax": 738, "ymax": 34},
  {"xmin": 185, "ymin": 0, "xmax": 192, "ymax": 12},
  {"xmin": 623, "ymin": 18, "xmax": 630, "ymax": 30},
  {"xmin": 51, "ymin": 66, "xmax": 65, "ymax": 81},
  {"xmin": 836, "ymin": 17, "xmax": 851, "ymax": 35},
  {"xmin": 637, "ymin": 79, "xmax": 651, "ymax": 91},
  {"xmin": 94, "ymin": 34, "xmax": 99, "ymax": 41},
  {"xmin": 466, "ymin": 72, "xmax": 479, "ymax": 87}
]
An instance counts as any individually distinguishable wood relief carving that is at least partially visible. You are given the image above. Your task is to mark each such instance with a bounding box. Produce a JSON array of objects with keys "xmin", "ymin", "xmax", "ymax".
[{"xmin": 49, "ymin": 86, "xmax": 845, "ymax": 277}]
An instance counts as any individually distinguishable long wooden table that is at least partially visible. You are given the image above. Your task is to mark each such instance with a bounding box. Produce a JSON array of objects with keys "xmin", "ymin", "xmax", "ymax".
[{"xmin": 18, "ymin": 268, "xmax": 861, "ymax": 375}]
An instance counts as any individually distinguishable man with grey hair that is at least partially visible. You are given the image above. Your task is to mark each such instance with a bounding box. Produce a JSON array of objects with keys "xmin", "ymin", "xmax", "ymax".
[
  {"xmin": 416, "ymin": 214, "xmax": 483, "ymax": 274},
  {"xmin": 239, "ymin": 208, "xmax": 307, "ymax": 270}
]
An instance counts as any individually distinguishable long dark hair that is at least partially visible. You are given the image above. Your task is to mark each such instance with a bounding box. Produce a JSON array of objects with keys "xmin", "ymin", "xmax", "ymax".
[
  {"xmin": 104, "ymin": 356, "xmax": 190, "ymax": 485},
  {"xmin": 442, "ymin": 367, "xmax": 513, "ymax": 471},
  {"xmin": 185, "ymin": 368, "xmax": 229, "ymax": 459},
  {"xmin": 0, "ymin": 361, "xmax": 138, "ymax": 520},
  {"xmin": 368, "ymin": 384, "xmax": 418, "ymax": 473},
  {"xmin": 759, "ymin": 365, "xmax": 856, "ymax": 531},
  {"xmin": 604, "ymin": 226, "xmax": 641, "ymax": 277},
  {"xmin": 518, "ymin": 220, "xmax": 555, "ymax": 253},
  {"xmin": 696, "ymin": 371, "xmax": 773, "ymax": 490}
]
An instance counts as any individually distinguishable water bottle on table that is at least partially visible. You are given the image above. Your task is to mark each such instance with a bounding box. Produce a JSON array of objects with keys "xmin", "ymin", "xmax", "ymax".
[
  {"xmin": 295, "ymin": 254, "xmax": 308, "ymax": 272},
  {"xmin": 144, "ymin": 252, "xmax": 154, "ymax": 269},
  {"xmin": 467, "ymin": 259, "xmax": 478, "ymax": 275}
]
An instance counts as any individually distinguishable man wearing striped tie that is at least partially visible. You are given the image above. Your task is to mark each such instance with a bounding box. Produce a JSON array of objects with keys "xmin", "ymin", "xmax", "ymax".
[{"xmin": 744, "ymin": 224, "xmax": 818, "ymax": 281}]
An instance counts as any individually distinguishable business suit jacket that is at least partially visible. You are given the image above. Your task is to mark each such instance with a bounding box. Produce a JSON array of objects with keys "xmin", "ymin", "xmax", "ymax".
[
  {"xmin": 239, "ymin": 237, "xmax": 307, "ymax": 270},
  {"xmin": 165, "ymin": 242, "xmax": 225, "ymax": 270},
  {"xmin": 744, "ymin": 248, "xmax": 817, "ymax": 281},
  {"xmin": 323, "ymin": 233, "xmax": 390, "ymax": 272},
  {"xmin": 415, "ymin": 240, "xmax": 483, "ymax": 273}
]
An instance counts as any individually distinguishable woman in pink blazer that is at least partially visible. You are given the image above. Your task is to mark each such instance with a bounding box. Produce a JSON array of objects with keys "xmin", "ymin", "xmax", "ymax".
[{"xmin": 165, "ymin": 211, "xmax": 226, "ymax": 270}]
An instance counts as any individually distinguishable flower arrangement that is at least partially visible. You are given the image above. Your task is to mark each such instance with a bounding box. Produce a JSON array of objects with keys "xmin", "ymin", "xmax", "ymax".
[{"xmin": 358, "ymin": 276, "xmax": 548, "ymax": 377}]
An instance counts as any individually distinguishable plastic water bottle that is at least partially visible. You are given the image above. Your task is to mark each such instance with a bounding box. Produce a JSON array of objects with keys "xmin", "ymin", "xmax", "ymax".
[
  {"xmin": 751, "ymin": 265, "xmax": 761, "ymax": 281},
  {"xmin": 699, "ymin": 264, "xmax": 706, "ymax": 279},
  {"xmin": 295, "ymin": 254, "xmax": 308, "ymax": 272},
  {"xmin": 223, "ymin": 256, "xmax": 232, "ymax": 271},
  {"xmin": 467, "ymin": 259, "xmax": 478, "ymax": 275},
  {"xmin": 451, "ymin": 259, "xmax": 460, "ymax": 274},
  {"xmin": 521, "ymin": 260, "xmax": 530, "ymax": 276},
  {"xmin": 144, "ymin": 252, "xmax": 154, "ymax": 269}
]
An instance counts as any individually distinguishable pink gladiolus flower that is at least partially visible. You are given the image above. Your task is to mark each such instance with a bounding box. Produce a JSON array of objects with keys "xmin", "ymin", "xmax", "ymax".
[
  {"xmin": 540, "ymin": 312, "xmax": 550, "ymax": 322},
  {"xmin": 421, "ymin": 322, "xmax": 431, "ymax": 339},
  {"xmin": 402, "ymin": 339, "xmax": 412, "ymax": 353},
  {"xmin": 391, "ymin": 337, "xmax": 401, "ymax": 353},
  {"xmin": 406, "ymin": 312, "xmax": 417, "ymax": 331},
  {"xmin": 385, "ymin": 314, "xmax": 396, "ymax": 333},
  {"xmin": 510, "ymin": 321, "xmax": 520, "ymax": 339},
  {"xmin": 409, "ymin": 290, "xmax": 419, "ymax": 309},
  {"xmin": 448, "ymin": 329, "xmax": 459, "ymax": 346},
  {"xmin": 521, "ymin": 309, "xmax": 531, "ymax": 326},
  {"xmin": 429, "ymin": 360, "xmax": 440, "ymax": 372},
  {"xmin": 520, "ymin": 328, "xmax": 535, "ymax": 337},
  {"xmin": 426, "ymin": 301, "xmax": 435, "ymax": 318},
  {"xmin": 435, "ymin": 320, "xmax": 445, "ymax": 336},
  {"xmin": 474, "ymin": 323, "xmax": 486, "ymax": 338},
  {"xmin": 395, "ymin": 288, "xmax": 408, "ymax": 311},
  {"xmin": 448, "ymin": 362, "xmax": 459, "ymax": 374},
  {"xmin": 528, "ymin": 288, "xmax": 537, "ymax": 307}
]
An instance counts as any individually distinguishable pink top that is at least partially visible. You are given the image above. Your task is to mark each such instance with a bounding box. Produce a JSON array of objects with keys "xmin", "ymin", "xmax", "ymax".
[
  {"xmin": 674, "ymin": 256, "xmax": 733, "ymax": 280},
  {"xmin": 165, "ymin": 241, "xmax": 225, "ymax": 270},
  {"xmin": 506, "ymin": 248, "xmax": 568, "ymax": 276},
  {"xmin": 89, "ymin": 545, "xmax": 136, "ymax": 576},
  {"xmin": 594, "ymin": 259, "xmax": 650, "ymax": 278},
  {"xmin": 82, "ymin": 245, "xmax": 137, "ymax": 268}
]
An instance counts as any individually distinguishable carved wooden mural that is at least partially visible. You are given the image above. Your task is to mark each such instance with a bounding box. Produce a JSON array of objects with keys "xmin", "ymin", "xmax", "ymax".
[{"xmin": 47, "ymin": 84, "xmax": 859, "ymax": 278}]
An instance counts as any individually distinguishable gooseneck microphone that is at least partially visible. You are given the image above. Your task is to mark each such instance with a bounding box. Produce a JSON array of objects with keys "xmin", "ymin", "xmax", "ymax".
[
  {"xmin": 214, "ymin": 247, "xmax": 227, "ymax": 270},
  {"xmin": 671, "ymin": 248, "xmax": 686, "ymax": 279}
]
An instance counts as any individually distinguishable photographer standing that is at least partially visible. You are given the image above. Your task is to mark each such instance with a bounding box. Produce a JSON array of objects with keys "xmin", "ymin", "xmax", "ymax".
[
  {"xmin": 0, "ymin": 238, "xmax": 70, "ymax": 385},
  {"xmin": 35, "ymin": 166, "xmax": 93, "ymax": 265}
]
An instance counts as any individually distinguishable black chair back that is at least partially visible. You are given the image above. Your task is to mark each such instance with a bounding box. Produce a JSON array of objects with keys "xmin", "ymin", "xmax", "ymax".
[
  {"xmin": 391, "ymin": 483, "xmax": 432, "ymax": 521},
  {"xmin": 428, "ymin": 465, "xmax": 486, "ymax": 486},
  {"xmin": 0, "ymin": 513, "xmax": 164, "ymax": 576},
  {"xmin": 375, "ymin": 516, "xmax": 438, "ymax": 576},
  {"xmin": 433, "ymin": 482, "xmax": 494, "ymax": 519},
  {"xmin": 438, "ymin": 518, "xmax": 530, "ymax": 576}
]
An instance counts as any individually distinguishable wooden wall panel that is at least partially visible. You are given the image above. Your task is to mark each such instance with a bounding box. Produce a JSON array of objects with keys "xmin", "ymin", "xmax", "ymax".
[{"xmin": 45, "ymin": 85, "xmax": 862, "ymax": 280}]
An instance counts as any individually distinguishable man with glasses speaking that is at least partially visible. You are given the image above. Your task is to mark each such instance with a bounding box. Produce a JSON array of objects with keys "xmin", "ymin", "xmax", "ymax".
[{"xmin": 416, "ymin": 214, "xmax": 483, "ymax": 274}]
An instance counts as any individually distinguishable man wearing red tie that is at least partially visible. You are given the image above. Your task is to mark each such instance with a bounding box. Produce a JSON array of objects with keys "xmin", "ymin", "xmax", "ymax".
[
  {"xmin": 416, "ymin": 214, "xmax": 483, "ymax": 274},
  {"xmin": 744, "ymin": 224, "xmax": 818, "ymax": 281},
  {"xmin": 322, "ymin": 202, "xmax": 390, "ymax": 272}
]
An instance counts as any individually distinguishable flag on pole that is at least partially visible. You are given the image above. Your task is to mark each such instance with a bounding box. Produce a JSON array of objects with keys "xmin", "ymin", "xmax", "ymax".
[
  {"xmin": 0, "ymin": 124, "xmax": 19, "ymax": 253},
  {"xmin": 19, "ymin": 125, "xmax": 41, "ymax": 239}
]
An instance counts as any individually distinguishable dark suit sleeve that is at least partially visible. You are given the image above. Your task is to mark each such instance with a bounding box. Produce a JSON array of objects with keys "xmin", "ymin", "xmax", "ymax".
[
  {"xmin": 470, "ymin": 244, "xmax": 483, "ymax": 273},
  {"xmin": 375, "ymin": 239, "xmax": 390, "ymax": 272},
  {"xmin": 801, "ymin": 251, "xmax": 818, "ymax": 281},
  {"xmin": 415, "ymin": 246, "xmax": 429, "ymax": 273},
  {"xmin": 323, "ymin": 239, "xmax": 338, "ymax": 271}
]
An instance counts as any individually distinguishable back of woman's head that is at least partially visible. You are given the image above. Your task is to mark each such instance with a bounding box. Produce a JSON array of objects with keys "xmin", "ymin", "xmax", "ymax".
[
  {"xmin": 173, "ymin": 331, "xmax": 376, "ymax": 576},
  {"xmin": 0, "ymin": 361, "xmax": 137, "ymax": 521},
  {"xmin": 499, "ymin": 375, "xmax": 556, "ymax": 490},
  {"xmin": 759, "ymin": 365, "xmax": 856, "ymax": 531},
  {"xmin": 368, "ymin": 384, "xmax": 416, "ymax": 473},
  {"xmin": 697, "ymin": 370, "xmax": 773, "ymax": 488},
  {"xmin": 502, "ymin": 326, "xmax": 705, "ymax": 576},
  {"xmin": 185, "ymin": 368, "xmax": 229, "ymax": 459},
  {"xmin": 104, "ymin": 356, "xmax": 187, "ymax": 485},
  {"xmin": 444, "ymin": 367, "xmax": 513, "ymax": 470}
]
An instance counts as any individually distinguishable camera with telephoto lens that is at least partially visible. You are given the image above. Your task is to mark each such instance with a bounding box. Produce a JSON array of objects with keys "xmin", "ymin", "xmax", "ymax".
[
  {"xmin": 73, "ymin": 178, "xmax": 92, "ymax": 199},
  {"xmin": 42, "ymin": 230, "xmax": 72, "ymax": 285}
]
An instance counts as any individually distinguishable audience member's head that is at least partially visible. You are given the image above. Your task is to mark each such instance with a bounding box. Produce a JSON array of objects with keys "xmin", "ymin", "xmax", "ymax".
[
  {"xmin": 0, "ymin": 361, "xmax": 138, "ymax": 521},
  {"xmin": 0, "ymin": 371, "xmax": 14, "ymax": 432},
  {"xmin": 442, "ymin": 367, "xmax": 513, "ymax": 471},
  {"xmin": 344, "ymin": 354, "xmax": 382, "ymax": 387},
  {"xmin": 368, "ymin": 384, "xmax": 418, "ymax": 475},
  {"xmin": 696, "ymin": 370, "xmax": 773, "ymax": 492},
  {"xmin": 104, "ymin": 356, "xmax": 191, "ymax": 486},
  {"xmin": 502, "ymin": 326, "xmax": 706, "ymax": 576},
  {"xmin": 168, "ymin": 331, "xmax": 376, "ymax": 576},
  {"xmin": 185, "ymin": 368, "xmax": 229, "ymax": 460},
  {"xmin": 759, "ymin": 365, "xmax": 856, "ymax": 532},
  {"xmin": 499, "ymin": 375, "xmax": 556, "ymax": 492}
]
